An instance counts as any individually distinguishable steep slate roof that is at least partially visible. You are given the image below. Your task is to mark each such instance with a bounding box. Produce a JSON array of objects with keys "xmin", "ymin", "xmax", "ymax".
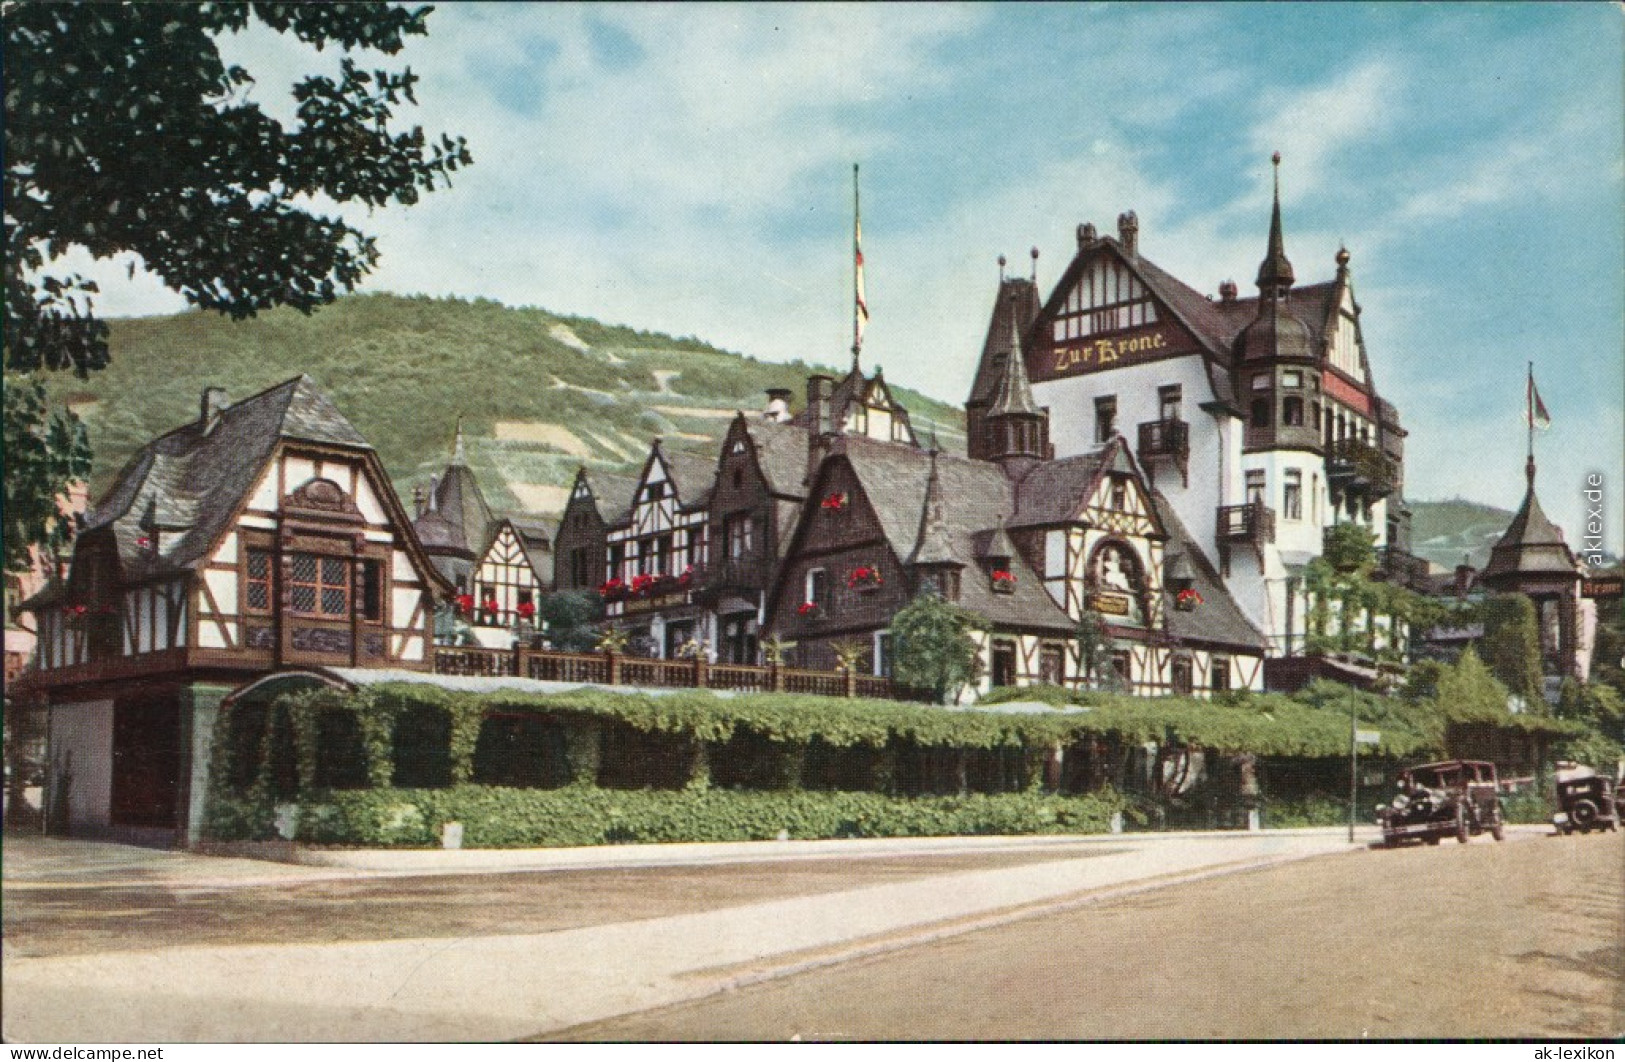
[
  {"xmin": 837, "ymin": 436, "xmax": 1073, "ymax": 633},
  {"xmin": 1149, "ymin": 490, "xmax": 1270, "ymax": 651},
  {"xmin": 662, "ymin": 447, "xmax": 719, "ymax": 511},
  {"xmin": 85, "ymin": 375, "xmax": 372, "ymax": 576},
  {"xmin": 1480, "ymin": 475, "xmax": 1579, "ymax": 582},
  {"xmin": 968, "ymin": 277, "xmax": 1042, "ymax": 407},
  {"xmin": 1005, "ymin": 441, "xmax": 1133, "ymax": 529},
  {"xmin": 417, "ymin": 453, "xmax": 493, "ymax": 558},
  {"xmin": 742, "ymin": 418, "xmax": 812, "ymax": 497},
  {"xmin": 581, "ymin": 471, "xmax": 639, "ymax": 524}
]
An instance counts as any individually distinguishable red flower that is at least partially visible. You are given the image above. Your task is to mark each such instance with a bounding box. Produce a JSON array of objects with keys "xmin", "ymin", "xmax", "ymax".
[
  {"xmin": 847, "ymin": 566, "xmax": 882, "ymax": 589},
  {"xmin": 455, "ymin": 593, "xmax": 474, "ymax": 616},
  {"xmin": 1175, "ymin": 588, "xmax": 1203, "ymax": 609},
  {"xmin": 516, "ymin": 601, "xmax": 536, "ymax": 619},
  {"xmin": 797, "ymin": 601, "xmax": 819, "ymax": 616},
  {"xmin": 992, "ymin": 569, "xmax": 1016, "ymax": 584},
  {"xmin": 821, "ymin": 492, "xmax": 847, "ymax": 510}
]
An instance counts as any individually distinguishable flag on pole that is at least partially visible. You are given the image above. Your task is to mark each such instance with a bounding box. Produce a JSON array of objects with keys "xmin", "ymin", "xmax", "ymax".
[
  {"xmin": 1526, "ymin": 367, "xmax": 1551, "ymax": 430},
  {"xmin": 853, "ymin": 164, "xmax": 868, "ymax": 359}
]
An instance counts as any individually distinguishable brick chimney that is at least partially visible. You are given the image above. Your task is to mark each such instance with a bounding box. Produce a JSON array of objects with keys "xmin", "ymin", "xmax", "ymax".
[
  {"xmin": 1117, "ymin": 211, "xmax": 1139, "ymax": 256},
  {"xmin": 807, "ymin": 375, "xmax": 833, "ymax": 436},
  {"xmin": 764, "ymin": 387, "xmax": 793, "ymax": 423}
]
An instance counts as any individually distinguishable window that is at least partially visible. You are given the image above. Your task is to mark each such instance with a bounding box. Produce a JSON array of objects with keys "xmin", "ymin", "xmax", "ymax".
[
  {"xmin": 1283, "ymin": 470, "xmax": 1303, "ymax": 521},
  {"xmin": 360, "ymin": 559, "xmax": 383, "ymax": 621},
  {"xmin": 643, "ymin": 481, "xmax": 666, "ymax": 503},
  {"xmin": 1251, "ymin": 398, "xmax": 1271, "ymax": 428},
  {"xmin": 1211, "ymin": 657, "xmax": 1231, "ymax": 692},
  {"xmin": 1252, "ymin": 373, "xmax": 1271, "ymax": 391},
  {"xmin": 1110, "ymin": 478, "xmax": 1127, "ymax": 511},
  {"xmin": 1283, "ymin": 396, "xmax": 1304, "ymax": 426},
  {"xmin": 1171, "ymin": 657, "xmax": 1193, "ymax": 696},
  {"xmin": 654, "ymin": 533, "xmax": 673, "ymax": 575},
  {"xmin": 726, "ymin": 514, "xmax": 754, "ymax": 558},
  {"xmin": 991, "ymin": 643, "xmax": 1017, "ymax": 688},
  {"xmin": 805, "ymin": 567, "xmax": 828, "ymax": 608},
  {"xmin": 608, "ymin": 543, "xmax": 625, "ymax": 580},
  {"xmin": 1095, "ymin": 396, "xmax": 1117, "ymax": 443},
  {"xmin": 1159, "ymin": 385, "xmax": 1182, "ymax": 422},
  {"xmin": 289, "ymin": 553, "xmax": 349, "ymax": 616},
  {"xmin": 245, "ymin": 549, "xmax": 273, "ymax": 612},
  {"xmin": 1311, "ymin": 401, "xmax": 1321, "ymax": 432},
  {"xmin": 1281, "ymin": 370, "xmax": 1302, "ymax": 388},
  {"xmin": 1245, "ymin": 470, "xmax": 1266, "ymax": 507},
  {"xmin": 1039, "ymin": 644, "xmax": 1064, "ymax": 686},
  {"xmin": 571, "ymin": 547, "xmax": 591, "ymax": 587},
  {"xmin": 1111, "ymin": 650, "xmax": 1132, "ymax": 690}
]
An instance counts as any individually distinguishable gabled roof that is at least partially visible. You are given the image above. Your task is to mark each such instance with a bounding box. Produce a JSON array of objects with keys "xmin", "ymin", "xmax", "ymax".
[
  {"xmin": 565, "ymin": 468, "xmax": 639, "ymax": 525},
  {"xmin": 84, "ymin": 374, "xmax": 372, "ymax": 575},
  {"xmin": 662, "ymin": 447, "xmax": 719, "ymax": 511},
  {"xmin": 830, "ymin": 436, "xmax": 1073, "ymax": 632},
  {"xmin": 1004, "ymin": 437, "xmax": 1152, "ymax": 530},
  {"xmin": 1149, "ymin": 490, "xmax": 1269, "ymax": 651},
  {"xmin": 739, "ymin": 417, "xmax": 812, "ymax": 497}
]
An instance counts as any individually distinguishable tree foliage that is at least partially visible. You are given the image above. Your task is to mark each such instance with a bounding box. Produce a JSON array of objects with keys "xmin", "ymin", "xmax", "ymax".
[
  {"xmin": 3, "ymin": 2, "xmax": 469, "ymax": 571},
  {"xmin": 1322, "ymin": 521, "xmax": 1376, "ymax": 575},
  {"xmin": 887, "ymin": 591, "xmax": 985, "ymax": 705},
  {"xmin": 536, "ymin": 590, "xmax": 604, "ymax": 653},
  {"xmin": 1478, "ymin": 593, "xmax": 1545, "ymax": 710},
  {"xmin": 1433, "ymin": 646, "xmax": 1512, "ymax": 723}
]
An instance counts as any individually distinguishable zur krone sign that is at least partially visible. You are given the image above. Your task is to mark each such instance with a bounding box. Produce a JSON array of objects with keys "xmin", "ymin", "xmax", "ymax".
[{"xmin": 1031, "ymin": 322, "xmax": 1194, "ymax": 383}]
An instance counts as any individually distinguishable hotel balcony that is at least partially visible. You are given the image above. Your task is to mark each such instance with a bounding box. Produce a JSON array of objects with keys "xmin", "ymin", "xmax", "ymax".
[
  {"xmin": 1216, "ymin": 501, "xmax": 1276, "ymax": 547},
  {"xmin": 1136, "ymin": 418, "xmax": 1190, "ymax": 487},
  {"xmin": 1374, "ymin": 546, "xmax": 1432, "ymax": 590},
  {"xmin": 1327, "ymin": 439, "xmax": 1398, "ymax": 499}
]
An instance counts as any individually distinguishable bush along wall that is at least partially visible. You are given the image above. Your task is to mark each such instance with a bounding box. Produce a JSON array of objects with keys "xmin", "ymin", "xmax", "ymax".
[{"xmin": 202, "ymin": 681, "xmax": 1436, "ymax": 847}]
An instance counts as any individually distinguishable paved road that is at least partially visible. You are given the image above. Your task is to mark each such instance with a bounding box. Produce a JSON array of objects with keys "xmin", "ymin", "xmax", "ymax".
[
  {"xmin": 3, "ymin": 829, "xmax": 1365, "ymax": 1042},
  {"xmin": 550, "ymin": 830, "xmax": 1625, "ymax": 1041}
]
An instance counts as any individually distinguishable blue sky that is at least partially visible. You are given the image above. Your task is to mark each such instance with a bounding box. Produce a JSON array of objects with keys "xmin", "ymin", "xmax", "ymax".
[{"xmin": 78, "ymin": 3, "xmax": 1624, "ymax": 551}]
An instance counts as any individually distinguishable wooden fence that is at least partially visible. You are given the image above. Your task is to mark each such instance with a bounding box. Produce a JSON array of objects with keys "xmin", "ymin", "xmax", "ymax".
[{"xmin": 433, "ymin": 644, "xmax": 926, "ymax": 701}]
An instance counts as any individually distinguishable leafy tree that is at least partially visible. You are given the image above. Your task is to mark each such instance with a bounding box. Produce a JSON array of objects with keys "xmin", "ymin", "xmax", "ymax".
[
  {"xmin": 1433, "ymin": 646, "xmax": 1512, "ymax": 723},
  {"xmin": 1478, "ymin": 593, "xmax": 1544, "ymax": 710},
  {"xmin": 1073, "ymin": 609, "xmax": 1113, "ymax": 690},
  {"xmin": 889, "ymin": 590, "xmax": 984, "ymax": 705},
  {"xmin": 1322, "ymin": 521, "xmax": 1376, "ymax": 575},
  {"xmin": 537, "ymin": 590, "xmax": 604, "ymax": 653},
  {"xmin": 4, "ymin": 3, "xmax": 470, "ymax": 572}
]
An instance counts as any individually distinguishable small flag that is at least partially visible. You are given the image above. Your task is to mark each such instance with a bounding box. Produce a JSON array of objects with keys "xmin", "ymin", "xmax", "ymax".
[
  {"xmin": 853, "ymin": 166, "xmax": 869, "ymax": 356},
  {"xmin": 1526, "ymin": 369, "xmax": 1551, "ymax": 431}
]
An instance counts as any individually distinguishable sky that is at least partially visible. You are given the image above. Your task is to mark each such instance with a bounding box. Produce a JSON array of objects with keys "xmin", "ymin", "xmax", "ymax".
[{"xmin": 73, "ymin": 2, "xmax": 1624, "ymax": 552}]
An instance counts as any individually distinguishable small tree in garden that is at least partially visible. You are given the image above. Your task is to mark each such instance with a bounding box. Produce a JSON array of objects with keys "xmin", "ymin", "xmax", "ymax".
[
  {"xmin": 1073, "ymin": 609, "xmax": 1113, "ymax": 690},
  {"xmin": 538, "ymin": 590, "xmax": 604, "ymax": 652},
  {"xmin": 830, "ymin": 638, "xmax": 869, "ymax": 674},
  {"xmin": 1478, "ymin": 593, "xmax": 1545, "ymax": 711},
  {"xmin": 890, "ymin": 590, "xmax": 983, "ymax": 704}
]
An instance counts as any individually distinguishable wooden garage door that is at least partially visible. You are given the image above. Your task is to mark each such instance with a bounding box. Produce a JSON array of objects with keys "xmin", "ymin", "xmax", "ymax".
[{"xmin": 110, "ymin": 695, "xmax": 182, "ymax": 828}]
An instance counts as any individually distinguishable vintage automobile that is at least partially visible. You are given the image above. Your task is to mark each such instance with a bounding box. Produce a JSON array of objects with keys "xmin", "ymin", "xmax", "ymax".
[
  {"xmin": 1377, "ymin": 760, "xmax": 1506, "ymax": 847},
  {"xmin": 1551, "ymin": 761, "xmax": 1622, "ymax": 834}
]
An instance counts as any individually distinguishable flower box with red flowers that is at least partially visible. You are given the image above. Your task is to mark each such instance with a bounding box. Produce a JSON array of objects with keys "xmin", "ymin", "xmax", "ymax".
[
  {"xmin": 1175, "ymin": 588, "xmax": 1203, "ymax": 611},
  {"xmin": 847, "ymin": 566, "xmax": 883, "ymax": 592},
  {"xmin": 516, "ymin": 601, "xmax": 536, "ymax": 621},
  {"xmin": 821, "ymin": 492, "xmax": 848, "ymax": 511},
  {"xmin": 598, "ymin": 578, "xmax": 627, "ymax": 603},
  {"xmin": 991, "ymin": 569, "xmax": 1017, "ymax": 594},
  {"xmin": 455, "ymin": 593, "xmax": 475, "ymax": 617},
  {"xmin": 797, "ymin": 601, "xmax": 821, "ymax": 617}
]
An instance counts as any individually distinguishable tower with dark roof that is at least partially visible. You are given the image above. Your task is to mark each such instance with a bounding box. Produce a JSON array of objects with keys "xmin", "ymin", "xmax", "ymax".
[{"xmin": 982, "ymin": 310, "xmax": 1050, "ymax": 479}]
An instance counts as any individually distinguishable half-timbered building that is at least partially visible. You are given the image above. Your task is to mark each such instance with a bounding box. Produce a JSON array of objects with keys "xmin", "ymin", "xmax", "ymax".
[
  {"xmin": 469, "ymin": 517, "xmax": 555, "ymax": 632},
  {"xmin": 553, "ymin": 467, "xmax": 637, "ymax": 597},
  {"xmin": 23, "ymin": 377, "xmax": 448, "ymax": 842},
  {"xmin": 966, "ymin": 157, "xmax": 1416, "ymax": 662}
]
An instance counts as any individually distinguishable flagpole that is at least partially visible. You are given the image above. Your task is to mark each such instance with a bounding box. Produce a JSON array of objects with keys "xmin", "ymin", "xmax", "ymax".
[{"xmin": 852, "ymin": 163, "xmax": 861, "ymax": 368}]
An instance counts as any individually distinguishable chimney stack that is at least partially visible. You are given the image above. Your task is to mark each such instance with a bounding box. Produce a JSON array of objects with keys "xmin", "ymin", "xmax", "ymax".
[
  {"xmin": 1076, "ymin": 222, "xmax": 1098, "ymax": 249},
  {"xmin": 764, "ymin": 387, "xmax": 793, "ymax": 423},
  {"xmin": 200, "ymin": 387, "xmax": 229, "ymax": 432},
  {"xmin": 1454, "ymin": 559, "xmax": 1476, "ymax": 599},
  {"xmin": 1117, "ymin": 211, "xmax": 1139, "ymax": 256},
  {"xmin": 807, "ymin": 374, "xmax": 834, "ymax": 436},
  {"xmin": 1219, "ymin": 280, "xmax": 1238, "ymax": 304}
]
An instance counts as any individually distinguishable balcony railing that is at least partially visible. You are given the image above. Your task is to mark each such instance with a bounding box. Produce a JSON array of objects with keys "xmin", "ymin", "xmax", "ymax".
[
  {"xmin": 694, "ymin": 552, "xmax": 772, "ymax": 599},
  {"xmin": 1216, "ymin": 501, "xmax": 1276, "ymax": 545},
  {"xmin": 431, "ymin": 644, "xmax": 927, "ymax": 701},
  {"xmin": 1327, "ymin": 439, "xmax": 1398, "ymax": 498},
  {"xmin": 1137, "ymin": 418, "xmax": 1190, "ymax": 486}
]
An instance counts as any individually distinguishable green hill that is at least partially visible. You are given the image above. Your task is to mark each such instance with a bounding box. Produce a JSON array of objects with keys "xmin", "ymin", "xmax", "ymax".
[
  {"xmin": 1407, "ymin": 498, "xmax": 1514, "ymax": 571},
  {"xmin": 55, "ymin": 293, "xmax": 967, "ymax": 515}
]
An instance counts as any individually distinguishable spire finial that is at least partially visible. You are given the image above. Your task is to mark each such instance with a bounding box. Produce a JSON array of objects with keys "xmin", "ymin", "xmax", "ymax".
[
  {"xmin": 452, "ymin": 415, "xmax": 467, "ymax": 465},
  {"xmin": 1256, "ymin": 151, "xmax": 1295, "ymax": 296},
  {"xmin": 1030, "ymin": 246, "xmax": 1039, "ymax": 284},
  {"xmin": 998, "ymin": 254, "xmax": 1007, "ymax": 281}
]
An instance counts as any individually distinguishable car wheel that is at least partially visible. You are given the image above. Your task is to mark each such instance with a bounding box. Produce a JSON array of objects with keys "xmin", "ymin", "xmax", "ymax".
[
  {"xmin": 1491, "ymin": 816, "xmax": 1505, "ymax": 842},
  {"xmin": 1456, "ymin": 808, "xmax": 1471, "ymax": 844},
  {"xmin": 1571, "ymin": 799, "xmax": 1598, "ymax": 833}
]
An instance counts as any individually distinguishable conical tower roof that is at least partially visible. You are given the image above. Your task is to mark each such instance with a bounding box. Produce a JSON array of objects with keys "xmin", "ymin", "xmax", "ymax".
[
  {"xmin": 1481, "ymin": 464, "xmax": 1579, "ymax": 584},
  {"xmin": 909, "ymin": 448, "xmax": 962, "ymax": 568},
  {"xmin": 1256, "ymin": 152, "xmax": 1295, "ymax": 295},
  {"xmin": 987, "ymin": 312, "xmax": 1040, "ymax": 418}
]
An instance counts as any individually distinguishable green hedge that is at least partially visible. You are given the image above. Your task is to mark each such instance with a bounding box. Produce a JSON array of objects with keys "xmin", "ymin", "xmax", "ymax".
[{"xmin": 213, "ymin": 785, "xmax": 1127, "ymax": 847}]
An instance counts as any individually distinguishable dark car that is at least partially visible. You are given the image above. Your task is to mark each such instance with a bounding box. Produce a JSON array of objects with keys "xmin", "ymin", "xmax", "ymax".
[
  {"xmin": 1552, "ymin": 762, "xmax": 1621, "ymax": 835},
  {"xmin": 1377, "ymin": 760, "xmax": 1506, "ymax": 847}
]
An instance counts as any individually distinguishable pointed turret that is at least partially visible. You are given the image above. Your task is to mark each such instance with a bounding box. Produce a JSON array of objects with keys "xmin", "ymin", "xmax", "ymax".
[
  {"xmin": 1256, "ymin": 151, "xmax": 1295, "ymax": 297},
  {"xmin": 983, "ymin": 311, "xmax": 1049, "ymax": 477},
  {"xmin": 965, "ymin": 268, "xmax": 1042, "ymax": 461},
  {"xmin": 1481, "ymin": 459, "xmax": 1580, "ymax": 584},
  {"xmin": 909, "ymin": 447, "xmax": 964, "ymax": 599}
]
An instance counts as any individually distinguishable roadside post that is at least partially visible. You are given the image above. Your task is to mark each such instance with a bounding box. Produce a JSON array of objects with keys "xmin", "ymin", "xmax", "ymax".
[{"xmin": 1350, "ymin": 711, "xmax": 1381, "ymax": 844}]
